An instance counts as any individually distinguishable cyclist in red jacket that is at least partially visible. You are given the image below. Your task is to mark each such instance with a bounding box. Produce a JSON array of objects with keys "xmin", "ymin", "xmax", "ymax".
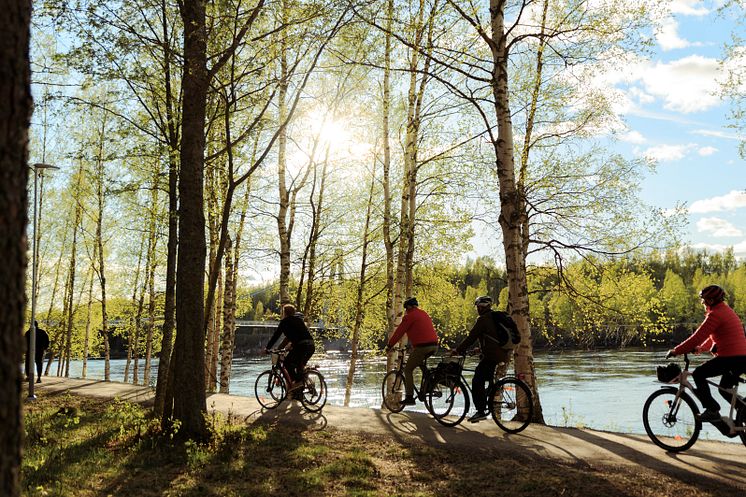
[
  {"xmin": 667, "ymin": 285, "xmax": 746, "ymax": 421},
  {"xmin": 386, "ymin": 297, "xmax": 439, "ymax": 406}
]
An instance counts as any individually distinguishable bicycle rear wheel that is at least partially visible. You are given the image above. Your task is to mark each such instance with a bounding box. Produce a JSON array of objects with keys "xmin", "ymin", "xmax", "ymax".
[
  {"xmin": 254, "ymin": 369, "xmax": 286, "ymax": 409},
  {"xmin": 427, "ymin": 375, "xmax": 469, "ymax": 427},
  {"xmin": 300, "ymin": 369, "xmax": 327, "ymax": 413},
  {"xmin": 642, "ymin": 387, "xmax": 701, "ymax": 452},
  {"xmin": 381, "ymin": 370, "xmax": 406, "ymax": 413},
  {"xmin": 490, "ymin": 377, "xmax": 533, "ymax": 434}
]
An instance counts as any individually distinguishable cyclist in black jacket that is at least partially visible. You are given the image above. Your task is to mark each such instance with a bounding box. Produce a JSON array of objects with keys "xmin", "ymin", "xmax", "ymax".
[
  {"xmin": 454, "ymin": 296, "xmax": 510, "ymax": 423},
  {"xmin": 265, "ymin": 304, "xmax": 315, "ymax": 390}
]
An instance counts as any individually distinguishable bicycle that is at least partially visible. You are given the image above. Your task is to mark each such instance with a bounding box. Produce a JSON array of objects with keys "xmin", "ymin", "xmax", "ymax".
[
  {"xmin": 254, "ymin": 348, "xmax": 327, "ymax": 413},
  {"xmin": 642, "ymin": 353, "xmax": 746, "ymax": 452},
  {"xmin": 427, "ymin": 352, "xmax": 533, "ymax": 433},
  {"xmin": 381, "ymin": 346, "xmax": 442, "ymax": 415}
]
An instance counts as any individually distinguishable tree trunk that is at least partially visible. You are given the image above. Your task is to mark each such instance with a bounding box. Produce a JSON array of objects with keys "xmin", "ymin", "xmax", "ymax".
[
  {"xmin": 344, "ymin": 159, "xmax": 377, "ymax": 406},
  {"xmin": 132, "ymin": 255, "xmax": 148, "ymax": 385},
  {"xmin": 205, "ymin": 157, "xmax": 220, "ymax": 391},
  {"xmin": 124, "ymin": 234, "xmax": 145, "ymax": 383},
  {"xmin": 82, "ymin": 252, "xmax": 96, "ymax": 378},
  {"xmin": 276, "ymin": 1, "xmax": 291, "ymax": 304},
  {"xmin": 219, "ymin": 236, "xmax": 236, "ymax": 393},
  {"xmin": 301, "ymin": 148, "xmax": 329, "ymax": 318},
  {"xmin": 0, "ymin": 1, "xmax": 31, "ymax": 492},
  {"xmin": 62, "ymin": 171, "xmax": 83, "ymax": 377},
  {"xmin": 170, "ymin": 0, "xmax": 209, "ymax": 439},
  {"xmin": 490, "ymin": 0, "xmax": 543, "ymax": 422},
  {"xmin": 154, "ymin": 0, "xmax": 179, "ymax": 418},
  {"xmin": 382, "ymin": 0, "xmax": 396, "ymax": 374},
  {"xmin": 144, "ymin": 172, "xmax": 159, "ymax": 386},
  {"xmin": 219, "ymin": 177, "xmax": 251, "ymax": 393}
]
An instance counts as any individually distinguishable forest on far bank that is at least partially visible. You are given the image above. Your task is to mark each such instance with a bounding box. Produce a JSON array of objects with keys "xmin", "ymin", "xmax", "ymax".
[{"xmin": 37, "ymin": 245, "xmax": 744, "ymax": 380}]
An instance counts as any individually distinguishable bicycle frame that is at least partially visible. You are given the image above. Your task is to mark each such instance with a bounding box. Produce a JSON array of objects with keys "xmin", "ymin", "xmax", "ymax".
[
  {"xmin": 389, "ymin": 346, "xmax": 435, "ymax": 398},
  {"xmin": 669, "ymin": 354, "xmax": 746, "ymax": 435}
]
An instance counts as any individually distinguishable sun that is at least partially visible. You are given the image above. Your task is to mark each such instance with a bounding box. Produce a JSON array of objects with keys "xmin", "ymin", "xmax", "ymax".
[{"xmin": 306, "ymin": 108, "xmax": 351, "ymax": 149}]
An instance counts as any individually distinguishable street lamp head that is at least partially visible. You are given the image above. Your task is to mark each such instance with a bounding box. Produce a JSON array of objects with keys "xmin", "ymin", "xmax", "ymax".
[{"xmin": 31, "ymin": 163, "xmax": 60, "ymax": 171}]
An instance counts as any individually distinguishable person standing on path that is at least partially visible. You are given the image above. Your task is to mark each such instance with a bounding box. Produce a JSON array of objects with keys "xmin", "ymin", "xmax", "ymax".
[
  {"xmin": 386, "ymin": 297, "xmax": 439, "ymax": 406},
  {"xmin": 25, "ymin": 321, "xmax": 50, "ymax": 383}
]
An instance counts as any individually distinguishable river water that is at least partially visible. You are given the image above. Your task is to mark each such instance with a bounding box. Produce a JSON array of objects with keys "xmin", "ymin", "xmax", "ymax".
[{"xmin": 62, "ymin": 348, "xmax": 740, "ymax": 443}]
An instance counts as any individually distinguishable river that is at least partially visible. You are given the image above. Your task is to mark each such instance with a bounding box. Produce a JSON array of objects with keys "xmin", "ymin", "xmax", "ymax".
[{"xmin": 60, "ymin": 348, "xmax": 740, "ymax": 442}]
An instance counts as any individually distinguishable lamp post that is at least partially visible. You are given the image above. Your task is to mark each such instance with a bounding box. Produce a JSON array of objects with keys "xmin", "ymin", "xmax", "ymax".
[{"xmin": 28, "ymin": 162, "xmax": 59, "ymax": 400}]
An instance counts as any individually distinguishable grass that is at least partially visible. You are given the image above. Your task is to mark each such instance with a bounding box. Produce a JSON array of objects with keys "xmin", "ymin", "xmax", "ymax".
[{"xmin": 21, "ymin": 392, "xmax": 734, "ymax": 497}]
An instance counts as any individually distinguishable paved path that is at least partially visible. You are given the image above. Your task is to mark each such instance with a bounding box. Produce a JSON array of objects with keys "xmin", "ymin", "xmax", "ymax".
[{"xmin": 36, "ymin": 377, "xmax": 746, "ymax": 491}]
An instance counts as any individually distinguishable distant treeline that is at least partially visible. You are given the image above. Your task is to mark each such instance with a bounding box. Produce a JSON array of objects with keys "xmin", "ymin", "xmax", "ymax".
[
  {"xmin": 250, "ymin": 247, "xmax": 745, "ymax": 350},
  {"xmin": 39, "ymin": 247, "xmax": 745, "ymax": 368}
]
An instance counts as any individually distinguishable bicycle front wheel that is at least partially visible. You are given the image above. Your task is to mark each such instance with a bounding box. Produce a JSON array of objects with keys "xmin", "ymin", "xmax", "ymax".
[
  {"xmin": 491, "ymin": 377, "xmax": 533, "ymax": 434},
  {"xmin": 427, "ymin": 375, "xmax": 469, "ymax": 427},
  {"xmin": 254, "ymin": 369, "xmax": 286, "ymax": 409},
  {"xmin": 381, "ymin": 370, "xmax": 406, "ymax": 413},
  {"xmin": 300, "ymin": 369, "xmax": 327, "ymax": 413},
  {"xmin": 642, "ymin": 387, "xmax": 701, "ymax": 452}
]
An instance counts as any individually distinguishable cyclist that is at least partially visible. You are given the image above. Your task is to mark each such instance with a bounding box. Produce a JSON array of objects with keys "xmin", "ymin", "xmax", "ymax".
[
  {"xmin": 385, "ymin": 297, "xmax": 439, "ymax": 406},
  {"xmin": 666, "ymin": 285, "xmax": 746, "ymax": 422},
  {"xmin": 265, "ymin": 304, "xmax": 315, "ymax": 391},
  {"xmin": 453, "ymin": 296, "xmax": 510, "ymax": 423}
]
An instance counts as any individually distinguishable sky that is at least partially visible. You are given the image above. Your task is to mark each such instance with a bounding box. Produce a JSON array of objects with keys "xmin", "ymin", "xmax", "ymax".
[{"xmin": 610, "ymin": 0, "xmax": 745, "ymax": 256}]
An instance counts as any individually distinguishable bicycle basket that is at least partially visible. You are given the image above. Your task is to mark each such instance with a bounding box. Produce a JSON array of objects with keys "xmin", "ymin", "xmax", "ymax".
[{"xmin": 656, "ymin": 362, "xmax": 681, "ymax": 383}]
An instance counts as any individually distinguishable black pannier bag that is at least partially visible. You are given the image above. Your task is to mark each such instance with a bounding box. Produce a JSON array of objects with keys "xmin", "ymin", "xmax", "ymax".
[
  {"xmin": 656, "ymin": 362, "xmax": 682, "ymax": 383},
  {"xmin": 433, "ymin": 357, "xmax": 463, "ymax": 378}
]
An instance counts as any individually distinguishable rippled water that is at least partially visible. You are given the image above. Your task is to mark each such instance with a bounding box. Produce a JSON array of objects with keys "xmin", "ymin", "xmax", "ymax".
[{"xmin": 63, "ymin": 349, "xmax": 740, "ymax": 442}]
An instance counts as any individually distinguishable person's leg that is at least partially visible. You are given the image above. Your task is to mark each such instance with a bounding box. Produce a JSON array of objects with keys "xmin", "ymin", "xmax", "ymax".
[
  {"xmin": 692, "ymin": 357, "xmax": 726, "ymax": 412},
  {"xmin": 717, "ymin": 356, "xmax": 746, "ymax": 406},
  {"xmin": 471, "ymin": 359, "xmax": 497, "ymax": 414},
  {"xmin": 35, "ymin": 353, "xmax": 43, "ymax": 381},
  {"xmin": 404, "ymin": 346, "xmax": 433, "ymax": 400},
  {"xmin": 284, "ymin": 348, "xmax": 303, "ymax": 382},
  {"xmin": 299, "ymin": 342, "xmax": 315, "ymax": 378}
]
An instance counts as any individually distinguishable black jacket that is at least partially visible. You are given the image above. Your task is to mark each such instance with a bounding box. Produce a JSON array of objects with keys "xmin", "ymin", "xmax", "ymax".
[
  {"xmin": 456, "ymin": 313, "xmax": 509, "ymax": 363},
  {"xmin": 266, "ymin": 315, "xmax": 312, "ymax": 349}
]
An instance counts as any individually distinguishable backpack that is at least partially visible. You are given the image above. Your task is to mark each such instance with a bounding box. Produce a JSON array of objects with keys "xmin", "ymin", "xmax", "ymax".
[{"xmin": 490, "ymin": 310, "xmax": 521, "ymax": 350}]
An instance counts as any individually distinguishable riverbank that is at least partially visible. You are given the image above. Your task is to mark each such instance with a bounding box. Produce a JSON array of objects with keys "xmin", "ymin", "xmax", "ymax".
[{"xmin": 24, "ymin": 377, "xmax": 746, "ymax": 496}]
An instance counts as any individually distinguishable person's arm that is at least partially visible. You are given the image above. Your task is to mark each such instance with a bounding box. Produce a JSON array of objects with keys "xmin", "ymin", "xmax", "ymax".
[
  {"xmin": 456, "ymin": 321, "xmax": 481, "ymax": 355},
  {"xmin": 387, "ymin": 313, "xmax": 412, "ymax": 349},
  {"xmin": 266, "ymin": 323, "xmax": 284, "ymax": 351},
  {"xmin": 673, "ymin": 312, "xmax": 719, "ymax": 355}
]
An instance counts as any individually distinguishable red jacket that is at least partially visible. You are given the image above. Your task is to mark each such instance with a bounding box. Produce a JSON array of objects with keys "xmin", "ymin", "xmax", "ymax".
[
  {"xmin": 674, "ymin": 302, "xmax": 746, "ymax": 357},
  {"xmin": 387, "ymin": 307, "xmax": 438, "ymax": 348}
]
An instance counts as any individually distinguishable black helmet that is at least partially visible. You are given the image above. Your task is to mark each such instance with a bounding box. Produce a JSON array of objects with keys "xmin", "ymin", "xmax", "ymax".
[
  {"xmin": 699, "ymin": 285, "xmax": 725, "ymax": 305},
  {"xmin": 403, "ymin": 297, "xmax": 418, "ymax": 308},
  {"xmin": 474, "ymin": 296, "xmax": 492, "ymax": 306}
]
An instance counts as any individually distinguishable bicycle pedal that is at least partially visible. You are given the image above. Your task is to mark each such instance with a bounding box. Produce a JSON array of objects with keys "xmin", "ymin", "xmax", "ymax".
[{"xmin": 710, "ymin": 418, "xmax": 738, "ymax": 438}]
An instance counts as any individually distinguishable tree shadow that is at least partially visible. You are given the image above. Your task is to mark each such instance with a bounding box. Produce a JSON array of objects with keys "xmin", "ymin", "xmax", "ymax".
[{"xmin": 560, "ymin": 428, "xmax": 745, "ymax": 492}]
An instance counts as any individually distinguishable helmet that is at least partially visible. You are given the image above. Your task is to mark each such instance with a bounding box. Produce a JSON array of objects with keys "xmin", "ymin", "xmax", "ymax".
[
  {"xmin": 403, "ymin": 297, "xmax": 418, "ymax": 308},
  {"xmin": 699, "ymin": 285, "xmax": 725, "ymax": 305},
  {"xmin": 474, "ymin": 296, "xmax": 492, "ymax": 306}
]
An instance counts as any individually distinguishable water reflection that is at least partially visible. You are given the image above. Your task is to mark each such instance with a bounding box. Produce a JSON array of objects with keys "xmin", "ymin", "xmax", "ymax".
[{"xmin": 63, "ymin": 349, "xmax": 737, "ymax": 442}]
